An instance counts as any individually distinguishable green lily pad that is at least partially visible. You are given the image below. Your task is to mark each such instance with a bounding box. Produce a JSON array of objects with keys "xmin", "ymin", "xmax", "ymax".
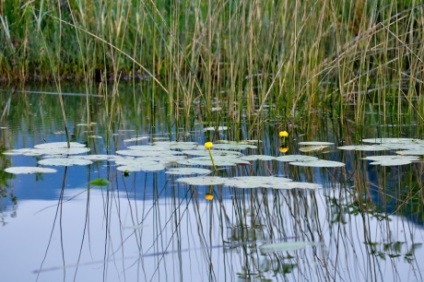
[{"xmin": 89, "ymin": 178, "xmax": 110, "ymax": 186}]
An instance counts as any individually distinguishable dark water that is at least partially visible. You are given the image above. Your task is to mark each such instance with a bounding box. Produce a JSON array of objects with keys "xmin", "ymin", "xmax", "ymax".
[{"xmin": 0, "ymin": 85, "xmax": 423, "ymax": 282}]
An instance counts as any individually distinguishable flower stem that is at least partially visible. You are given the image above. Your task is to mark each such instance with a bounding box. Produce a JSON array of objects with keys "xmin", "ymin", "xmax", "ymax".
[{"xmin": 207, "ymin": 149, "xmax": 217, "ymax": 171}]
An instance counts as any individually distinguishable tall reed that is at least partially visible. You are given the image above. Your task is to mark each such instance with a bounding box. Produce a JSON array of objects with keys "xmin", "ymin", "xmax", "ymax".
[{"xmin": 0, "ymin": 1, "xmax": 423, "ymax": 132}]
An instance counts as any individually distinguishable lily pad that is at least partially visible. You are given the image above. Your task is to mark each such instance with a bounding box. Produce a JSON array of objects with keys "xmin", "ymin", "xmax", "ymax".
[
  {"xmin": 290, "ymin": 159, "xmax": 345, "ymax": 168},
  {"xmin": 364, "ymin": 155, "xmax": 419, "ymax": 166},
  {"xmin": 89, "ymin": 178, "xmax": 110, "ymax": 186},
  {"xmin": 34, "ymin": 147, "xmax": 91, "ymax": 155},
  {"xmin": 275, "ymin": 155, "xmax": 318, "ymax": 162},
  {"xmin": 116, "ymin": 149, "xmax": 181, "ymax": 157},
  {"xmin": 362, "ymin": 138, "xmax": 420, "ymax": 144},
  {"xmin": 211, "ymin": 143, "xmax": 257, "ymax": 150},
  {"xmin": 34, "ymin": 142, "xmax": 87, "ymax": 149},
  {"xmin": 298, "ymin": 141, "xmax": 333, "ymax": 146},
  {"xmin": 38, "ymin": 158, "xmax": 93, "ymax": 166},
  {"xmin": 337, "ymin": 145, "xmax": 389, "ymax": 151},
  {"xmin": 395, "ymin": 149, "xmax": 424, "ymax": 156},
  {"xmin": 165, "ymin": 167, "xmax": 212, "ymax": 176},
  {"xmin": 181, "ymin": 156, "xmax": 250, "ymax": 167},
  {"xmin": 5, "ymin": 166, "xmax": 57, "ymax": 174},
  {"xmin": 240, "ymin": 155, "xmax": 276, "ymax": 161},
  {"xmin": 177, "ymin": 176, "xmax": 225, "ymax": 186},
  {"xmin": 117, "ymin": 163, "xmax": 165, "ymax": 172},
  {"xmin": 72, "ymin": 154, "xmax": 122, "ymax": 162},
  {"xmin": 224, "ymin": 176, "xmax": 292, "ymax": 189},
  {"xmin": 182, "ymin": 149, "xmax": 243, "ymax": 157},
  {"xmin": 299, "ymin": 145, "xmax": 330, "ymax": 153}
]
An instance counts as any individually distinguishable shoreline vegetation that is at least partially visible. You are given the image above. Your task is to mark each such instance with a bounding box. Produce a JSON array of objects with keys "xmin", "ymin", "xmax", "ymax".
[{"xmin": 0, "ymin": 1, "xmax": 423, "ymax": 125}]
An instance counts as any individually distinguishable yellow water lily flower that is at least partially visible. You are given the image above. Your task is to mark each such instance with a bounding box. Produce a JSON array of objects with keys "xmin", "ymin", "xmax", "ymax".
[
  {"xmin": 205, "ymin": 193, "xmax": 214, "ymax": 201},
  {"xmin": 204, "ymin": 141, "xmax": 216, "ymax": 170},
  {"xmin": 279, "ymin": 131, "xmax": 289, "ymax": 138},
  {"xmin": 204, "ymin": 141, "xmax": 213, "ymax": 149}
]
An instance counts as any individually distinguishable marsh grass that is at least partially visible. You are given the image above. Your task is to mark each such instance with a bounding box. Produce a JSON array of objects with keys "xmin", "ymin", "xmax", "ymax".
[{"xmin": 0, "ymin": 1, "xmax": 423, "ymax": 132}]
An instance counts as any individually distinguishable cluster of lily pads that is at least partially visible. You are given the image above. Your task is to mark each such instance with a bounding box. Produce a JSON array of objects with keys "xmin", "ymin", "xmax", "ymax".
[
  {"xmin": 2, "ymin": 137, "xmax": 423, "ymax": 188},
  {"xmin": 338, "ymin": 138, "xmax": 424, "ymax": 166}
]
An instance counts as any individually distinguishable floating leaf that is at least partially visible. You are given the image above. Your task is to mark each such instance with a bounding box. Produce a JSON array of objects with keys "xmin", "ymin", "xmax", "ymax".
[
  {"xmin": 395, "ymin": 149, "xmax": 424, "ymax": 156},
  {"xmin": 337, "ymin": 145, "xmax": 389, "ymax": 151},
  {"xmin": 275, "ymin": 155, "xmax": 318, "ymax": 162},
  {"xmin": 224, "ymin": 176, "xmax": 292, "ymax": 189},
  {"xmin": 290, "ymin": 159, "xmax": 345, "ymax": 168},
  {"xmin": 260, "ymin": 241, "xmax": 319, "ymax": 253},
  {"xmin": 34, "ymin": 147, "xmax": 91, "ymax": 155},
  {"xmin": 177, "ymin": 176, "xmax": 225, "ymax": 186},
  {"xmin": 5, "ymin": 166, "xmax": 57, "ymax": 174},
  {"xmin": 34, "ymin": 142, "xmax": 86, "ymax": 149},
  {"xmin": 211, "ymin": 143, "xmax": 257, "ymax": 150},
  {"xmin": 364, "ymin": 155, "xmax": 419, "ymax": 166},
  {"xmin": 362, "ymin": 138, "xmax": 421, "ymax": 144},
  {"xmin": 116, "ymin": 149, "xmax": 181, "ymax": 157},
  {"xmin": 89, "ymin": 178, "xmax": 110, "ymax": 186},
  {"xmin": 38, "ymin": 158, "xmax": 93, "ymax": 166},
  {"xmin": 72, "ymin": 154, "xmax": 123, "ymax": 162},
  {"xmin": 117, "ymin": 163, "xmax": 165, "ymax": 172},
  {"xmin": 182, "ymin": 149, "xmax": 242, "ymax": 157},
  {"xmin": 165, "ymin": 167, "xmax": 212, "ymax": 176},
  {"xmin": 299, "ymin": 145, "xmax": 330, "ymax": 153},
  {"xmin": 240, "ymin": 155, "xmax": 276, "ymax": 161},
  {"xmin": 298, "ymin": 141, "xmax": 333, "ymax": 146},
  {"xmin": 181, "ymin": 156, "xmax": 250, "ymax": 167}
]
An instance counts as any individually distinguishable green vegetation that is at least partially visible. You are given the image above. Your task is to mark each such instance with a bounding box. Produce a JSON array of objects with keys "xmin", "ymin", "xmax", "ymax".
[{"xmin": 1, "ymin": 1, "xmax": 423, "ymax": 128}]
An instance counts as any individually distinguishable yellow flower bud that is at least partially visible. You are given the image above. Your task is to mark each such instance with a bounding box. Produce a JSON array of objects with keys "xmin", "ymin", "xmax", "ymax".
[
  {"xmin": 279, "ymin": 131, "xmax": 289, "ymax": 138},
  {"xmin": 204, "ymin": 141, "xmax": 213, "ymax": 149},
  {"xmin": 205, "ymin": 193, "xmax": 214, "ymax": 201}
]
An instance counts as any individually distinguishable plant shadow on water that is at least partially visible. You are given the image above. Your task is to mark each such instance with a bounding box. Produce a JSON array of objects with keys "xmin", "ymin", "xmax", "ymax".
[{"xmin": 0, "ymin": 85, "xmax": 423, "ymax": 282}]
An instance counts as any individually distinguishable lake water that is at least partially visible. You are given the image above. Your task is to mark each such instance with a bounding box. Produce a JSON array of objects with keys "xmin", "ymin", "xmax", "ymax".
[{"xmin": 0, "ymin": 86, "xmax": 423, "ymax": 281}]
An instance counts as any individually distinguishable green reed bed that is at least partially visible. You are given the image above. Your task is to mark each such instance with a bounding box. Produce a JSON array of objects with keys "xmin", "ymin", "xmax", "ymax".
[{"xmin": 0, "ymin": 0, "xmax": 423, "ymax": 131}]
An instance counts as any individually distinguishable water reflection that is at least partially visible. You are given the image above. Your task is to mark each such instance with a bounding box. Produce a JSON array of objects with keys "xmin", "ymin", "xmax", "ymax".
[{"xmin": 0, "ymin": 86, "xmax": 423, "ymax": 281}]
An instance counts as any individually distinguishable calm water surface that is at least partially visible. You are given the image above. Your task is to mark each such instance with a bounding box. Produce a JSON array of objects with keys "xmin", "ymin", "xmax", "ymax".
[{"xmin": 0, "ymin": 86, "xmax": 423, "ymax": 282}]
